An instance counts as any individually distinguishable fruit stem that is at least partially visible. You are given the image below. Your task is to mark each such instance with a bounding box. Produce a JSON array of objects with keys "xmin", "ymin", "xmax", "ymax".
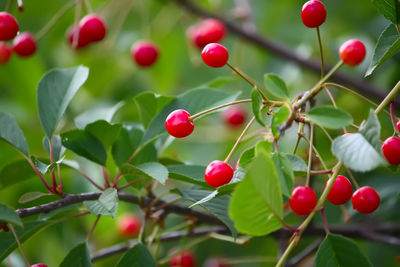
[
  {"xmin": 316, "ymin": 27, "xmax": 325, "ymax": 78},
  {"xmin": 188, "ymin": 99, "xmax": 252, "ymax": 121},
  {"xmin": 76, "ymin": 169, "xmax": 104, "ymax": 191},
  {"xmin": 87, "ymin": 215, "xmax": 101, "ymax": 241},
  {"xmin": 17, "ymin": 0, "xmax": 24, "ymax": 12},
  {"xmin": 117, "ymin": 177, "xmax": 147, "ymax": 191},
  {"xmin": 49, "ymin": 138, "xmax": 58, "ymax": 191},
  {"xmin": 305, "ymin": 123, "xmax": 314, "ymax": 186},
  {"xmin": 390, "ymin": 102, "xmax": 399, "ymax": 136},
  {"xmin": 293, "ymin": 123, "xmax": 304, "ymax": 154},
  {"xmin": 35, "ymin": 0, "xmax": 76, "ymax": 41},
  {"xmin": 72, "ymin": 0, "xmax": 83, "ymax": 48},
  {"xmin": 9, "ymin": 224, "xmax": 31, "ymax": 267},
  {"xmin": 83, "ymin": 0, "xmax": 93, "ymax": 13},
  {"xmin": 101, "ymin": 167, "xmax": 111, "ymax": 188},
  {"xmin": 224, "ymin": 116, "xmax": 256, "ymax": 163},
  {"xmin": 375, "ymin": 80, "xmax": 400, "ymax": 115},
  {"xmin": 320, "ymin": 208, "xmax": 330, "ymax": 233},
  {"xmin": 344, "ymin": 166, "xmax": 360, "ymax": 189}
]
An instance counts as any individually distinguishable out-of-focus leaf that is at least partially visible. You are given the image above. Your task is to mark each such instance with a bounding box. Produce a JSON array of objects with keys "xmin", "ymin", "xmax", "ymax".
[
  {"xmin": 0, "ymin": 203, "xmax": 22, "ymax": 227},
  {"xmin": 306, "ymin": 105, "xmax": 353, "ymax": 129},
  {"xmin": 59, "ymin": 242, "xmax": 92, "ymax": 267},
  {"xmin": 168, "ymin": 165, "xmax": 209, "ymax": 187},
  {"xmin": 251, "ymin": 88, "xmax": 265, "ymax": 126},
  {"xmin": 0, "ymin": 112, "xmax": 29, "ymax": 156},
  {"xmin": 116, "ymin": 243, "xmax": 157, "ymax": 267},
  {"xmin": 263, "ymin": 73, "xmax": 290, "ymax": 100}
]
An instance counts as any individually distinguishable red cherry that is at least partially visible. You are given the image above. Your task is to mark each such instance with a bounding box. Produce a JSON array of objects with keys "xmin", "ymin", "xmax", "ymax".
[
  {"xmin": 13, "ymin": 33, "xmax": 37, "ymax": 57},
  {"xmin": 204, "ymin": 160, "xmax": 233, "ymax": 188},
  {"xmin": 327, "ymin": 175, "xmax": 353, "ymax": 205},
  {"xmin": 204, "ymin": 258, "xmax": 230, "ymax": 267},
  {"xmin": 289, "ymin": 186, "xmax": 317, "ymax": 216},
  {"xmin": 339, "ymin": 39, "xmax": 366, "ymax": 66},
  {"xmin": 67, "ymin": 27, "xmax": 90, "ymax": 49},
  {"xmin": 382, "ymin": 136, "xmax": 400, "ymax": 165},
  {"xmin": 352, "ymin": 186, "xmax": 380, "ymax": 214},
  {"xmin": 201, "ymin": 43, "xmax": 229, "ymax": 68},
  {"xmin": 170, "ymin": 250, "xmax": 196, "ymax": 267},
  {"xmin": 117, "ymin": 214, "xmax": 141, "ymax": 237},
  {"xmin": 187, "ymin": 19, "xmax": 226, "ymax": 49},
  {"xmin": 301, "ymin": 0, "xmax": 327, "ymax": 28},
  {"xmin": 0, "ymin": 12, "xmax": 19, "ymax": 41},
  {"xmin": 79, "ymin": 14, "xmax": 107, "ymax": 42},
  {"xmin": 131, "ymin": 41, "xmax": 159, "ymax": 67},
  {"xmin": 0, "ymin": 43, "xmax": 12, "ymax": 64},
  {"xmin": 222, "ymin": 106, "xmax": 246, "ymax": 128},
  {"xmin": 397, "ymin": 121, "xmax": 400, "ymax": 133},
  {"xmin": 165, "ymin": 109, "xmax": 194, "ymax": 138},
  {"xmin": 31, "ymin": 264, "xmax": 47, "ymax": 267}
]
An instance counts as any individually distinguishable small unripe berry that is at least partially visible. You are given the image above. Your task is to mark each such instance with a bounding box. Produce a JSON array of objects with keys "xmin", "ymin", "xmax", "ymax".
[
  {"xmin": 301, "ymin": 0, "xmax": 327, "ymax": 28},
  {"xmin": 169, "ymin": 250, "xmax": 196, "ymax": 267},
  {"xmin": 0, "ymin": 12, "xmax": 19, "ymax": 41},
  {"xmin": 382, "ymin": 136, "xmax": 400, "ymax": 165},
  {"xmin": 327, "ymin": 175, "xmax": 353, "ymax": 205},
  {"xmin": 204, "ymin": 160, "xmax": 233, "ymax": 188},
  {"xmin": 165, "ymin": 109, "xmax": 194, "ymax": 138},
  {"xmin": 289, "ymin": 186, "xmax": 317, "ymax": 215},
  {"xmin": 13, "ymin": 32, "xmax": 37, "ymax": 57},
  {"xmin": 201, "ymin": 43, "xmax": 229, "ymax": 68},
  {"xmin": 352, "ymin": 186, "xmax": 380, "ymax": 214},
  {"xmin": 339, "ymin": 39, "xmax": 366, "ymax": 66},
  {"xmin": 222, "ymin": 106, "xmax": 246, "ymax": 128},
  {"xmin": 0, "ymin": 43, "xmax": 12, "ymax": 64},
  {"xmin": 131, "ymin": 41, "xmax": 159, "ymax": 67},
  {"xmin": 116, "ymin": 214, "xmax": 141, "ymax": 238},
  {"xmin": 79, "ymin": 14, "xmax": 107, "ymax": 42}
]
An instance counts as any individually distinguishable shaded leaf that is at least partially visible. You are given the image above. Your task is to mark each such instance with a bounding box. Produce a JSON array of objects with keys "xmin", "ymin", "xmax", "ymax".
[
  {"xmin": 0, "ymin": 203, "xmax": 22, "ymax": 227},
  {"xmin": 0, "ymin": 112, "xmax": 29, "ymax": 156},
  {"xmin": 122, "ymin": 162, "xmax": 169, "ymax": 185},
  {"xmin": 84, "ymin": 188, "xmax": 118, "ymax": 218},
  {"xmin": 283, "ymin": 153, "xmax": 308, "ymax": 175},
  {"xmin": 372, "ymin": 0, "xmax": 400, "ymax": 25},
  {"xmin": 272, "ymin": 152, "xmax": 294, "ymax": 197},
  {"xmin": 111, "ymin": 124, "xmax": 143, "ymax": 166},
  {"xmin": 43, "ymin": 135, "xmax": 65, "ymax": 161},
  {"xmin": 271, "ymin": 106, "xmax": 290, "ymax": 137},
  {"xmin": 263, "ymin": 73, "xmax": 290, "ymax": 100},
  {"xmin": 251, "ymin": 88, "xmax": 265, "ymax": 126},
  {"xmin": 18, "ymin": 192, "xmax": 51, "ymax": 204},
  {"xmin": 85, "ymin": 120, "xmax": 122, "ymax": 149},
  {"xmin": 59, "ymin": 242, "xmax": 92, "ymax": 267},
  {"xmin": 168, "ymin": 165, "xmax": 209, "ymax": 187},
  {"xmin": 116, "ymin": 243, "xmax": 157, "ymax": 267},
  {"xmin": 306, "ymin": 105, "xmax": 353, "ymax": 129},
  {"xmin": 0, "ymin": 160, "xmax": 35, "ymax": 188}
]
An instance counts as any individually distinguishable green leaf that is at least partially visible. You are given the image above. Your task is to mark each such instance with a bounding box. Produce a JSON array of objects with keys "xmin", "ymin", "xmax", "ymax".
[
  {"xmin": 366, "ymin": 23, "xmax": 400, "ymax": 76},
  {"xmin": 283, "ymin": 153, "xmax": 308, "ymax": 175},
  {"xmin": 271, "ymin": 106, "xmax": 290, "ymax": 137},
  {"xmin": 189, "ymin": 190, "xmax": 218, "ymax": 207},
  {"xmin": 251, "ymin": 88, "xmax": 265, "ymax": 126},
  {"xmin": 200, "ymin": 76, "xmax": 237, "ymax": 88},
  {"xmin": 142, "ymin": 88, "xmax": 240, "ymax": 145},
  {"xmin": 0, "ymin": 220, "xmax": 52, "ymax": 262},
  {"xmin": 0, "ymin": 160, "xmax": 35, "ymax": 188},
  {"xmin": 0, "ymin": 203, "xmax": 22, "ymax": 227},
  {"xmin": 359, "ymin": 110, "xmax": 383, "ymax": 152},
  {"xmin": 229, "ymin": 152, "xmax": 283, "ymax": 236},
  {"xmin": 37, "ymin": 66, "xmax": 89, "ymax": 138},
  {"xmin": 122, "ymin": 162, "xmax": 169, "ymax": 185},
  {"xmin": 111, "ymin": 124, "xmax": 144, "ymax": 166},
  {"xmin": 74, "ymin": 101, "xmax": 124, "ymax": 129},
  {"xmin": 306, "ymin": 105, "xmax": 353, "ymax": 129},
  {"xmin": 263, "ymin": 73, "xmax": 290, "ymax": 100},
  {"xmin": 217, "ymin": 182, "xmax": 239, "ymax": 196},
  {"xmin": 84, "ymin": 188, "xmax": 118, "ymax": 218},
  {"xmin": 134, "ymin": 92, "xmax": 175, "ymax": 128},
  {"xmin": 43, "ymin": 135, "xmax": 65, "ymax": 161},
  {"xmin": 315, "ymin": 233, "xmax": 373, "ymax": 267},
  {"xmin": 372, "ymin": 0, "xmax": 400, "ymax": 25},
  {"xmin": 59, "ymin": 242, "xmax": 92, "ymax": 267},
  {"xmin": 61, "ymin": 129, "xmax": 107, "ymax": 165},
  {"xmin": 271, "ymin": 152, "xmax": 294, "ymax": 197},
  {"xmin": 0, "ymin": 112, "xmax": 29, "ymax": 156},
  {"xmin": 116, "ymin": 243, "xmax": 157, "ymax": 267},
  {"xmin": 18, "ymin": 192, "xmax": 51, "ymax": 204},
  {"xmin": 167, "ymin": 165, "xmax": 209, "ymax": 187},
  {"xmin": 238, "ymin": 147, "xmax": 255, "ymax": 168},
  {"xmin": 181, "ymin": 189, "xmax": 237, "ymax": 237},
  {"xmin": 255, "ymin": 140, "xmax": 274, "ymax": 154},
  {"xmin": 85, "ymin": 120, "xmax": 122, "ymax": 149}
]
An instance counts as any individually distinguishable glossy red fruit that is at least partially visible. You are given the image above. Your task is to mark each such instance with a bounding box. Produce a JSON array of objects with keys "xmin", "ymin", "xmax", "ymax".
[
  {"xmin": 187, "ymin": 19, "xmax": 226, "ymax": 48},
  {"xmin": 397, "ymin": 121, "xmax": 400, "ymax": 133},
  {"xmin": 170, "ymin": 250, "xmax": 196, "ymax": 267},
  {"xmin": 117, "ymin": 214, "xmax": 141, "ymax": 237},
  {"xmin": 0, "ymin": 43, "xmax": 12, "ymax": 64},
  {"xmin": 301, "ymin": 0, "xmax": 327, "ymax": 28},
  {"xmin": 0, "ymin": 12, "xmax": 19, "ymax": 41},
  {"xmin": 131, "ymin": 41, "xmax": 159, "ymax": 67},
  {"xmin": 289, "ymin": 186, "xmax": 317, "ymax": 215},
  {"xmin": 67, "ymin": 27, "xmax": 90, "ymax": 49},
  {"xmin": 201, "ymin": 43, "xmax": 229, "ymax": 68},
  {"xmin": 352, "ymin": 186, "xmax": 380, "ymax": 214},
  {"xmin": 165, "ymin": 109, "xmax": 194, "ymax": 138},
  {"xmin": 204, "ymin": 160, "xmax": 233, "ymax": 188},
  {"xmin": 327, "ymin": 175, "xmax": 353, "ymax": 205},
  {"xmin": 79, "ymin": 14, "xmax": 107, "ymax": 42},
  {"xmin": 222, "ymin": 106, "xmax": 246, "ymax": 128},
  {"xmin": 382, "ymin": 136, "xmax": 400, "ymax": 165},
  {"xmin": 204, "ymin": 258, "xmax": 230, "ymax": 267},
  {"xmin": 31, "ymin": 264, "xmax": 47, "ymax": 267},
  {"xmin": 339, "ymin": 39, "xmax": 366, "ymax": 66},
  {"xmin": 13, "ymin": 33, "xmax": 37, "ymax": 57}
]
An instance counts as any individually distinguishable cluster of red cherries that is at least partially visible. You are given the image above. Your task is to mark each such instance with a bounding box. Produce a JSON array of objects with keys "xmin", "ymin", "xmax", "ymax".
[{"xmin": 164, "ymin": 0, "xmax": 400, "ymax": 220}]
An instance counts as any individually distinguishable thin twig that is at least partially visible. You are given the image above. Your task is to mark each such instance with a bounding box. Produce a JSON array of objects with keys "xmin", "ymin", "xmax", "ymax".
[{"xmin": 9, "ymin": 224, "xmax": 31, "ymax": 267}]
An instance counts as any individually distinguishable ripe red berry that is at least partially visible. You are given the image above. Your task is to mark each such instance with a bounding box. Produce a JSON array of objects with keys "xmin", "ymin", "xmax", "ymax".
[
  {"xmin": 79, "ymin": 14, "xmax": 107, "ymax": 42},
  {"xmin": 397, "ymin": 121, "xmax": 400, "ymax": 133},
  {"xmin": 170, "ymin": 250, "xmax": 196, "ymax": 267},
  {"xmin": 204, "ymin": 160, "xmax": 233, "ymax": 188},
  {"xmin": 352, "ymin": 186, "xmax": 380, "ymax": 214},
  {"xmin": 165, "ymin": 109, "xmax": 194, "ymax": 138},
  {"xmin": 327, "ymin": 175, "xmax": 353, "ymax": 205},
  {"xmin": 187, "ymin": 19, "xmax": 226, "ymax": 49},
  {"xmin": 0, "ymin": 43, "xmax": 12, "ymax": 64},
  {"xmin": 201, "ymin": 43, "xmax": 229, "ymax": 68},
  {"xmin": 382, "ymin": 136, "xmax": 400, "ymax": 165},
  {"xmin": 204, "ymin": 258, "xmax": 230, "ymax": 267},
  {"xmin": 31, "ymin": 264, "xmax": 47, "ymax": 267},
  {"xmin": 339, "ymin": 39, "xmax": 366, "ymax": 66},
  {"xmin": 131, "ymin": 41, "xmax": 159, "ymax": 67},
  {"xmin": 301, "ymin": 0, "xmax": 327, "ymax": 28},
  {"xmin": 222, "ymin": 106, "xmax": 246, "ymax": 128},
  {"xmin": 116, "ymin": 214, "xmax": 141, "ymax": 237},
  {"xmin": 0, "ymin": 12, "xmax": 19, "ymax": 41},
  {"xmin": 67, "ymin": 27, "xmax": 90, "ymax": 49},
  {"xmin": 13, "ymin": 33, "xmax": 37, "ymax": 57},
  {"xmin": 289, "ymin": 186, "xmax": 317, "ymax": 216}
]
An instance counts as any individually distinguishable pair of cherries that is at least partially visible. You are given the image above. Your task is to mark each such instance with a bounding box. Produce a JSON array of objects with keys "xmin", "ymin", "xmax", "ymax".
[
  {"xmin": 67, "ymin": 14, "xmax": 106, "ymax": 49},
  {"xmin": 289, "ymin": 176, "xmax": 380, "ymax": 216},
  {"xmin": 0, "ymin": 12, "xmax": 37, "ymax": 64}
]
